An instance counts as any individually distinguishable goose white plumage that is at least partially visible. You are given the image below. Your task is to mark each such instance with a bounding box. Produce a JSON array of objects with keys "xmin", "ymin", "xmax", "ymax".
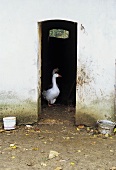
[{"xmin": 42, "ymin": 73, "xmax": 61, "ymax": 106}]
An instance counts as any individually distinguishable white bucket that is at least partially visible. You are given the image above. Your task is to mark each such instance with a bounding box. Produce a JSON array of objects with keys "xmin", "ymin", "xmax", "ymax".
[{"xmin": 3, "ymin": 117, "xmax": 16, "ymax": 130}]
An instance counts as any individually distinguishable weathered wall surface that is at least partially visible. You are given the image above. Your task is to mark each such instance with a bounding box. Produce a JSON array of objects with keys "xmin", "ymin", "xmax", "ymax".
[
  {"xmin": 0, "ymin": 0, "xmax": 116, "ymax": 125},
  {"xmin": 76, "ymin": 1, "xmax": 116, "ymax": 124},
  {"xmin": 0, "ymin": 0, "xmax": 38, "ymax": 123}
]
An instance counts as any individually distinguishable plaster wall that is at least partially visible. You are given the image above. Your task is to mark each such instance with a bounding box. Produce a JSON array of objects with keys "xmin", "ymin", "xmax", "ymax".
[{"xmin": 0, "ymin": 0, "xmax": 116, "ymax": 124}]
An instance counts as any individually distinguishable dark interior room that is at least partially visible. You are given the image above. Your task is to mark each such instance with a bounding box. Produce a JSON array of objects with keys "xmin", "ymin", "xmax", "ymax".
[{"xmin": 41, "ymin": 20, "xmax": 77, "ymax": 106}]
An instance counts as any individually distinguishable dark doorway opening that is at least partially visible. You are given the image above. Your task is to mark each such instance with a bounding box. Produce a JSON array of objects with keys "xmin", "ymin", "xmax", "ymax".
[{"xmin": 41, "ymin": 20, "xmax": 77, "ymax": 106}]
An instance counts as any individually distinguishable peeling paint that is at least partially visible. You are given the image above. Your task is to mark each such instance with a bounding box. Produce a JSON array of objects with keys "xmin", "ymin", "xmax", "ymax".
[
  {"xmin": 76, "ymin": 57, "xmax": 115, "ymax": 125},
  {"xmin": 77, "ymin": 58, "xmax": 95, "ymax": 87},
  {"xmin": 77, "ymin": 68, "xmax": 92, "ymax": 86}
]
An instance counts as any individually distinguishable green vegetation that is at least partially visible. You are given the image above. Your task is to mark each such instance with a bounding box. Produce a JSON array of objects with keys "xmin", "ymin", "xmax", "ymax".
[{"xmin": 49, "ymin": 29, "xmax": 69, "ymax": 39}]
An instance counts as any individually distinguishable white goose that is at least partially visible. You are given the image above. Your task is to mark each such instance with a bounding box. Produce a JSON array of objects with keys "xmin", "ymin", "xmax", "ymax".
[{"xmin": 42, "ymin": 72, "xmax": 61, "ymax": 106}]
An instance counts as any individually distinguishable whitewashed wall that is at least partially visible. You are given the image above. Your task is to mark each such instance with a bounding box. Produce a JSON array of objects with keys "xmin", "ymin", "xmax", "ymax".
[{"xmin": 0, "ymin": 0, "xmax": 116, "ymax": 124}]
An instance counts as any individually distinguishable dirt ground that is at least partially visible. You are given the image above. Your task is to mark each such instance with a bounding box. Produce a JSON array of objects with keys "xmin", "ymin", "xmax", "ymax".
[{"xmin": 0, "ymin": 105, "xmax": 116, "ymax": 170}]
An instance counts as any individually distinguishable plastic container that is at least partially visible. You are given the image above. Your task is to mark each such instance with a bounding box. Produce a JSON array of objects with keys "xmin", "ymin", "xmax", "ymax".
[
  {"xmin": 3, "ymin": 117, "xmax": 16, "ymax": 130},
  {"xmin": 97, "ymin": 120, "xmax": 116, "ymax": 135}
]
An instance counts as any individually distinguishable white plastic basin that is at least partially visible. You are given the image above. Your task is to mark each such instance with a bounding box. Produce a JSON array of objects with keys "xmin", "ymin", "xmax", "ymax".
[{"xmin": 3, "ymin": 117, "xmax": 16, "ymax": 130}]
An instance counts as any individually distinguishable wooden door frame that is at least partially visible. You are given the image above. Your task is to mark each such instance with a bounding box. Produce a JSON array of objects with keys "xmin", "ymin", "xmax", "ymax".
[{"xmin": 37, "ymin": 22, "xmax": 42, "ymax": 118}]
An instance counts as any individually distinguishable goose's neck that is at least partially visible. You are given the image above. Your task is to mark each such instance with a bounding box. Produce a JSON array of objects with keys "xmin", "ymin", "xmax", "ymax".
[{"xmin": 52, "ymin": 76, "xmax": 57, "ymax": 88}]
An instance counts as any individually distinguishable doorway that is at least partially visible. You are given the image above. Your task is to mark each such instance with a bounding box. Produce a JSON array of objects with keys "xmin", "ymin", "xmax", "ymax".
[{"xmin": 38, "ymin": 19, "xmax": 77, "ymax": 117}]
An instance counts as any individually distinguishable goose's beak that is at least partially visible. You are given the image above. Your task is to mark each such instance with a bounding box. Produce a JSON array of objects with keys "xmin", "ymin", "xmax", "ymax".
[{"xmin": 58, "ymin": 74, "xmax": 62, "ymax": 77}]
